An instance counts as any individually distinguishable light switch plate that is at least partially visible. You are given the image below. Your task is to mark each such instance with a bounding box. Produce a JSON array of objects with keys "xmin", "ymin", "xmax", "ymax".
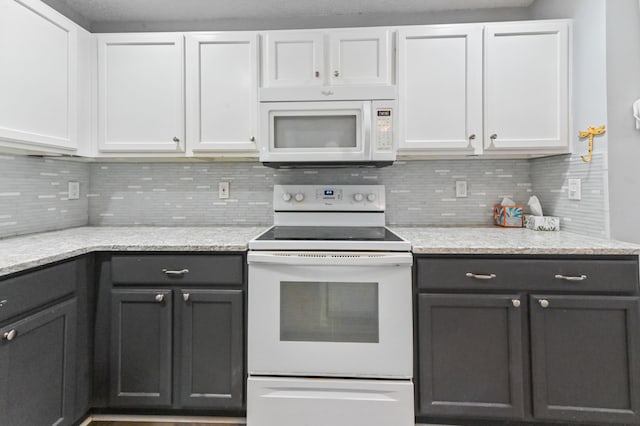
[
  {"xmin": 455, "ymin": 181, "xmax": 468, "ymax": 198},
  {"xmin": 68, "ymin": 182, "xmax": 80, "ymax": 200},
  {"xmin": 568, "ymin": 178, "xmax": 581, "ymax": 200},
  {"xmin": 219, "ymin": 182, "xmax": 230, "ymax": 199}
]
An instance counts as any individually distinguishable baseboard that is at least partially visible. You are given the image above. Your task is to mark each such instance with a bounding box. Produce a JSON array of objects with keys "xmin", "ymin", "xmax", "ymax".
[{"xmin": 81, "ymin": 414, "xmax": 247, "ymax": 424}]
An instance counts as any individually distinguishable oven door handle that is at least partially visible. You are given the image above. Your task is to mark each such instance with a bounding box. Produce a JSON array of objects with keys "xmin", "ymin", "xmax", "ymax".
[{"xmin": 247, "ymin": 251, "xmax": 413, "ymax": 266}]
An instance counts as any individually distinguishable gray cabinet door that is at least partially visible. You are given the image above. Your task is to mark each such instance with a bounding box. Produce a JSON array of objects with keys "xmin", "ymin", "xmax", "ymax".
[
  {"xmin": 109, "ymin": 289, "xmax": 173, "ymax": 407},
  {"xmin": 177, "ymin": 289, "xmax": 243, "ymax": 409},
  {"xmin": 0, "ymin": 298, "xmax": 77, "ymax": 426},
  {"xmin": 530, "ymin": 295, "xmax": 640, "ymax": 424},
  {"xmin": 418, "ymin": 293, "xmax": 525, "ymax": 419}
]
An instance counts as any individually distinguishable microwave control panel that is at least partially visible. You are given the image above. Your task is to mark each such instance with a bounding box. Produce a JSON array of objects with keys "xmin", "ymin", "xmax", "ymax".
[{"xmin": 375, "ymin": 109, "xmax": 393, "ymax": 152}]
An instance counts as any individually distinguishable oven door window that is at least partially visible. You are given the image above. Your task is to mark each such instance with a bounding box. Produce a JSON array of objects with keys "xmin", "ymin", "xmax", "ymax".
[
  {"xmin": 273, "ymin": 115, "xmax": 358, "ymax": 149},
  {"xmin": 280, "ymin": 281, "xmax": 379, "ymax": 343}
]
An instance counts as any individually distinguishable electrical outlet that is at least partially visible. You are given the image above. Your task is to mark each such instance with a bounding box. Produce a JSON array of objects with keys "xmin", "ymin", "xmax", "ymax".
[
  {"xmin": 455, "ymin": 181, "xmax": 468, "ymax": 198},
  {"xmin": 68, "ymin": 181, "xmax": 79, "ymax": 200},
  {"xmin": 219, "ymin": 182, "xmax": 229, "ymax": 199},
  {"xmin": 568, "ymin": 178, "xmax": 581, "ymax": 200}
]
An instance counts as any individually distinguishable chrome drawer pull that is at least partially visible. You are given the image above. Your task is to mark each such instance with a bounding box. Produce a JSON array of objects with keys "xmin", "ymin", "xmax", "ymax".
[
  {"xmin": 539, "ymin": 299, "xmax": 550, "ymax": 308},
  {"xmin": 0, "ymin": 300, "xmax": 6, "ymax": 308},
  {"xmin": 183, "ymin": 293, "xmax": 190, "ymax": 302},
  {"xmin": 162, "ymin": 268, "xmax": 189, "ymax": 277},
  {"xmin": 511, "ymin": 299, "xmax": 521, "ymax": 308},
  {"xmin": 2, "ymin": 329, "xmax": 17, "ymax": 341},
  {"xmin": 466, "ymin": 272, "xmax": 497, "ymax": 280},
  {"xmin": 554, "ymin": 274, "xmax": 587, "ymax": 282},
  {"xmin": 155, "ymin": 294, "xmax": 165, "ymax": 303}
]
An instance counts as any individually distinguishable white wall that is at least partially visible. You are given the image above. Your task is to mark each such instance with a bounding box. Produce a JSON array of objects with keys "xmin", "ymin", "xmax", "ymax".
[
  {"xmin": 606, "ymin": 0, "xmax": 640, "ymax": 244},
  {"xmin": 528, "ymin": 0, "xmax": 611, "ymax": 237}
]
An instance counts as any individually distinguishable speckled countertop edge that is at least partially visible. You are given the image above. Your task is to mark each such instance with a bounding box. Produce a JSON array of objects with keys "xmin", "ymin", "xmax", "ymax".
[
  {"xmin": 1, "ymin": 226, "xmax": 639, "ymax": 277},
  {"xmin": 390, "ymin": 226, "xmax": 640, "ymax": 255},
  {"xmin": 0, "ymin": 226, "xmax": 269, "ymax": 277}
]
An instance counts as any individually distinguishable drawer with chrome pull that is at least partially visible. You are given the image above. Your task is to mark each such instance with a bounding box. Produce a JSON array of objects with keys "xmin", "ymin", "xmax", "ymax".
[
  {"xmin": 416, "ymin": 256, "xmax": 639, "ymax": 293},
  {"xmin": 0, "ymin": 260, "xmax": 76, "ymax": 323},
  {"xmin": 111, "ymin": 254, "xmax": 244, "ymax": 286}
]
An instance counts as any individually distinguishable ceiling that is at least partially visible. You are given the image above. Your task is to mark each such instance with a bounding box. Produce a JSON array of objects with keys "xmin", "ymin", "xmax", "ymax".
[{"xmin": 45, "ymin": 0, "xmax": 535, "ymax": 26}]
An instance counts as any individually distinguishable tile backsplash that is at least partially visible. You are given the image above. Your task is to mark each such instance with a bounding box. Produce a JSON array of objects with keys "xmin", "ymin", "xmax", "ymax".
[
  {"xmin": 88, "ymin": 159, "xmax": 534, "ymax": 226},
  {"xmin": 0, "ymin": 155, "xmax": 608, "ymax": 239},
  {"xmin": 0, "ymin": 155, "xmax": 89, "ymax": 238}
]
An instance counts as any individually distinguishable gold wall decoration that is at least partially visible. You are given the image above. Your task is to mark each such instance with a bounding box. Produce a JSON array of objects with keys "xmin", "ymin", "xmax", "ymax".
[{"xmin": 579, "ymin": 125, "xmax": 606, "ymax": 163}]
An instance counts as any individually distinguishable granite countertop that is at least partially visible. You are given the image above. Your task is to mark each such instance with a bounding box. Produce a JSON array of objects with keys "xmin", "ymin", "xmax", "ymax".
[
  {"xmin": 390, "ymin": 226, "xmax": 640, "ymax": 255},
  {"xmin": 1, "ymin": 226, "xmax": 639, "ymax": 278},
  {"xmin": 0, "ymin": 226, "xmax": 268, "ymax": 277}
]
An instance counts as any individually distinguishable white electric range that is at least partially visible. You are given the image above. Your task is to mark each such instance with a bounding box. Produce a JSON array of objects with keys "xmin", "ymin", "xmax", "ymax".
[{"xmin": 247, "ymin": 185, "xmax": 414, "ymax": 426}]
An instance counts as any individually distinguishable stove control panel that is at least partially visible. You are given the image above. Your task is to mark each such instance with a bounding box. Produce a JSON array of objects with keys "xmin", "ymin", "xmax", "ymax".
[{"xmin": 275, "ymin": 185, "xmax": 385, "ymax": 212}]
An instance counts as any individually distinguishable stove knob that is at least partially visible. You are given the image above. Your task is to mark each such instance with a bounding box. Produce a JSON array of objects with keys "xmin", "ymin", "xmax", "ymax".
[
  {"xmin": 294, "ymin": 192, "xmax": 305, "ymax": 202},
  {"xmin": 282, "ymin": 193, "xmax": 292, "ymax": 202},
  {"xmin": 353, "ymin": 193, "xmax": 364, "ymax": 202},
  {"xmin": 367, "ymin": 193, "xmax": 377, "ymax": 202}
]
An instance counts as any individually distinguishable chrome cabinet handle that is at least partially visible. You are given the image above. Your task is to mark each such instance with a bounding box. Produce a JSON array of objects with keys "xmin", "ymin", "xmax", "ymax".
[
  {"xmin": 0, "ymin": 299, "xmax": 6, "ymax": 308},
  {"xmin": 2, "ymin": 329, "xmax": 16, "ymax": 341},
  {"xmin": 162, "ymin": 268, "xmax": 189, "ymax": 277},
  {"xmin": 466, "ymin": 272, "xmax": 497, "ymax": 280},
  {"xmin": 490, "ymin": 133, "xmax": 498, "ymax": 140},
  {"xmin": 538, "ymin": 299, "xmax": 550, "ymax": 308},
  {"xmin": 173, "ymin": 137, "xmax": 180, "ymax": 143},
  {"xmin": 555, "ymin": 274, "xmax": 587, "ymax": 282},
  {"xmin": 315, "ymin": 71, "xmax": 320, "ymax": 78},
  {"xmin": 183, "ymin": 293, "xmax": 190, "ymax": 302},
  {"xmin": 250, "ymin": 136, "xmax": 255, "ymax": 142},
  {"xmin": 333, "ymin": 70, "xmax": 339, "ymax": 77},
  {"xmin": 469, "ymin": 134, "xmax": 476, "ymax": 140},
  {"xmin": 155, "ymin": 294, "xmax": 165, "ymax": 303},
  {"xmin": 512, "ymin": 299, "xmax": 521, "ymax": 308}
]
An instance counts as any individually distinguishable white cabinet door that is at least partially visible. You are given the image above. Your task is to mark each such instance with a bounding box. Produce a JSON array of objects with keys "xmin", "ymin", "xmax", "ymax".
[
  {"xmin": 97, "ymin": 34, "xmax": 185, "ymax": 153},
  {"xmin": 398, "ymin": 25, "xmax": 483, "ymax": 154},
  {"xmin": 328, "ymin": 29, "xmax": 391, "ymax": 86},
  {"xmin": 0, "ymin": 0, "xmax": 78, "ymax": 152},
  {"xmin": 263, "ymin": 32, "xmax": 324, "ymax": 88},
  {"xmin": 484, "ymin": 21, "xmax": 570, "ymax": 152},
  {"xmin": 186, "ymin": 33, "xmax": 258, "ymax": 153}
]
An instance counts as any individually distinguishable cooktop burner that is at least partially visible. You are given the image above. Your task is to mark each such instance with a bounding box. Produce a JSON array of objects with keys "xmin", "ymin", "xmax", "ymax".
[{"xmin": 256, "ymin": 226, "xmax": 404, "ymax": 242}]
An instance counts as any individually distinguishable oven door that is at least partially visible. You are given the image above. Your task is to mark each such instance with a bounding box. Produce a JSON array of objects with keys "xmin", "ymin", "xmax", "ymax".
[
  {"xmin": 247, "ymin": 251, "xmax": 413, "ymax": 379},
  {"xmin": 259, "ymin": 101, "xmax": 371, "ymax": 163}
]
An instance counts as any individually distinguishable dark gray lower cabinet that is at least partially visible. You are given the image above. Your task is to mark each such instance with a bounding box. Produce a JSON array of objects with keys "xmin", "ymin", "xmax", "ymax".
[
  {"xmin": 418, "ymin": 294, "xmax": 525, "ymax": 419},
  {"xmin": 179, "ymin": 289, "xmax": 243, "ymax": 409},
  {"xmin": 109, "ymin": 287, "xmax": 244, "ymax": 410},
  {"xmin": 530, "ymin": 295, "xmax": 640, "ymax": 424},
  {"xmin": 0, "ymin": 298, "xmax": 77, "ymax": 426},
  {"xmin": 109, "ymin": 289, "xmax": 173, "ymax": 407}
]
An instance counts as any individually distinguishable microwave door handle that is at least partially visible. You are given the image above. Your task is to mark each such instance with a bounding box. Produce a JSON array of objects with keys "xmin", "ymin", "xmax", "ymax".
[{"xmin": 363, "ymin": 102, "xmax": 372, "ymax": 159}]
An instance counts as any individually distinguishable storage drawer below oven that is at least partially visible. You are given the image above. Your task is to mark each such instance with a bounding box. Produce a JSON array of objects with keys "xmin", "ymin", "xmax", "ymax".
[{"xmin": 247, "ymin": 377, "xmax": 414, "ymax": 426}]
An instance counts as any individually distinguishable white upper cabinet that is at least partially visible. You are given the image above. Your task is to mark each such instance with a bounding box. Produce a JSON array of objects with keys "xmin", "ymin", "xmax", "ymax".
[
  {"xmin": 263, "ymin": 32, "xmax": 324, "ymax": 88},
  {"xmin": 261, "ymin": 28, "xmax": 394, "ymax": 101},
  {"xmin": 328, "ymin": 29, "xmax": 391, "ymax": 86},
  {"xmin": 0, "ymin": 0, "xmax": 78, "ymax": 152},
  {"xmin": 398, "ymin": 25, "xmax": 483, "ymax": 154},
  {"xmin": 484, "ymin": 21, "xmax": 570, "ymax": 153},
  {"xmin": 185, "ymin": 33, "xmax": 258, "ymax": 154},
  {"xmin": 97, "ymin": 33, "xmax": 185, "ymax": 153}
]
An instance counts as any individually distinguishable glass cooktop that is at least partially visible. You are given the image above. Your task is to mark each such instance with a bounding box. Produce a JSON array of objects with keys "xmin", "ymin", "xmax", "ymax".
[{"xmin": 255, "ymin": 226, "xmax": 404, "ymax": 242}]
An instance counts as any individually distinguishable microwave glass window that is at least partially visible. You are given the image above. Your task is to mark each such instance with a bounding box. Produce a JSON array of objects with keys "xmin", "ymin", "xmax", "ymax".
[
  {"xmin": 274, "ymin": 116, "xmax": 357, "ymax": 149},
  {"xmin": 280, "ymin": 281, "xmax": 379, "ymax": 343}
]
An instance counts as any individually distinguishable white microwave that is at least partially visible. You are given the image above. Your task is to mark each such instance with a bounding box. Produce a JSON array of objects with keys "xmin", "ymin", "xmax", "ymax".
[{"xmin": 259, "ymin": 100, "xmax": 397, "ymax": 167}]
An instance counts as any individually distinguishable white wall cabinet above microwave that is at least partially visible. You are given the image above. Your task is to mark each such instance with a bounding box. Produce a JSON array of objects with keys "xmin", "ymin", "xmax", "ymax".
[
  {"xmin": 397, "ymin": 20, "xmax": 571, "ymax": 158},
  {"xmin": 260, "ymin": 29, "xmax": 395, "ymax": 101},
  {"xmin": 0, "ymin": 0, "xmax": 78, "ymax": 154},
  {"xmin": 97, "ymin": 33, "xmax": 186, "ymax": 154},
  {"xmin": 185, "ymin": 33, "xmax": 258, "ymax": 155}
]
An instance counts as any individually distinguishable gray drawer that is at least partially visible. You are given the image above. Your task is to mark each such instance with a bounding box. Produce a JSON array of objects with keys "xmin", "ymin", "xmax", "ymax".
[
  {"xmin": 0, "ymin": 260, "xmax": 76, "ymax": 322},
  {"xmin": 416, "ymin": 256, "xmax": 639, "ymax": 294},
  {"xmin": 111, "ymin": 254, "xmax": 244, "ymax": 286}
]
